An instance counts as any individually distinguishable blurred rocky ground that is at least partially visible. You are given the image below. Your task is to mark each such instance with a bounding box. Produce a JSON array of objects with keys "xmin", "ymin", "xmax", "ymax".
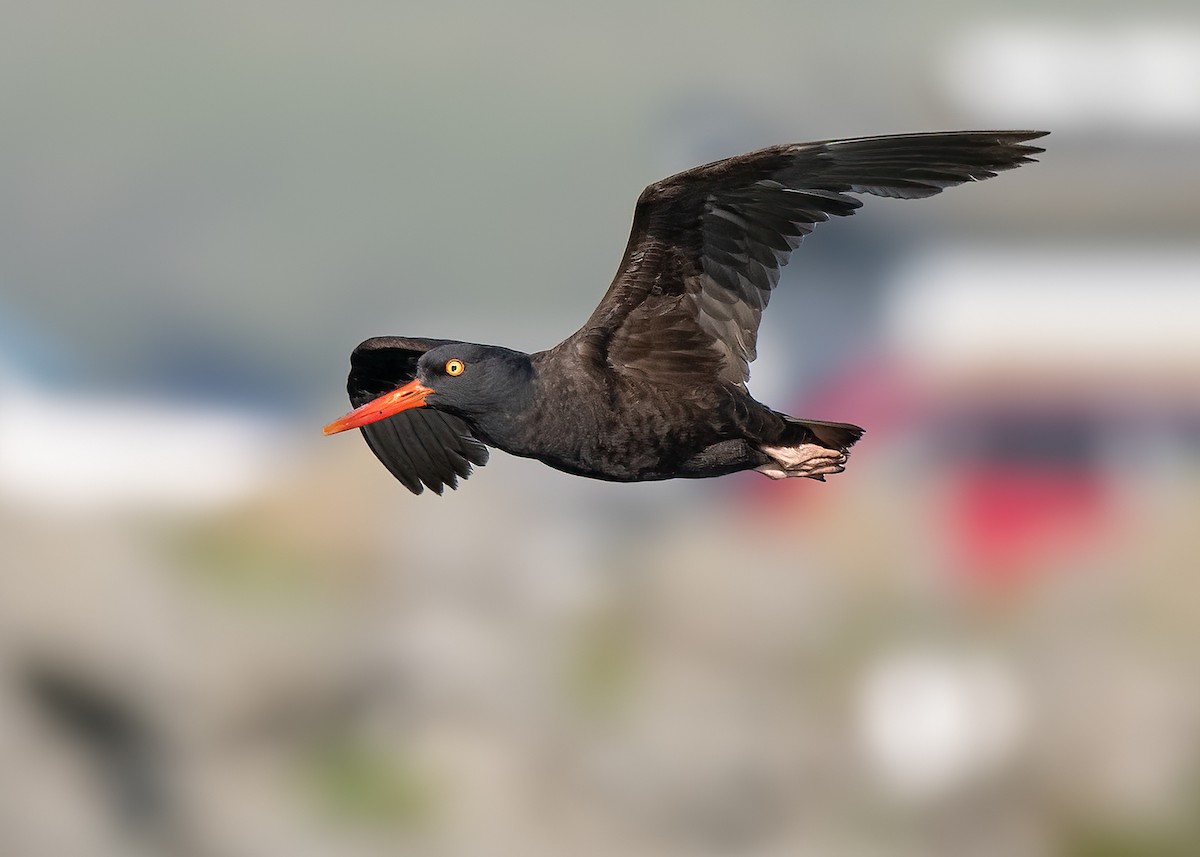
[{"xmin": 3, "ymin": 2, "xmax": 1200, "ymax": 855}]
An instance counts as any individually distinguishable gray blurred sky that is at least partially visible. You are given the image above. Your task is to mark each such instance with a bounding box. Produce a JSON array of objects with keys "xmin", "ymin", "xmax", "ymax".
[{"xmin": 2, "ymin": 0, "xmax": 1196, "ymax": 408}]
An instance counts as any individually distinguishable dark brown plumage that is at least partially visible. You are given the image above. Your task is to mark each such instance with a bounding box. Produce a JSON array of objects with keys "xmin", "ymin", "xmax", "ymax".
[{"xmin": 325, "ymin": 130, "xmax": 1048, "ymax": 494}]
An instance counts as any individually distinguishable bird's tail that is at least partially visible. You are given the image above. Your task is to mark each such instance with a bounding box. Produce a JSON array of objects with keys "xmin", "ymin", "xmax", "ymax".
[{"xmin": 778, "ymin": 416, "xmax": 864, "ymax": 451}]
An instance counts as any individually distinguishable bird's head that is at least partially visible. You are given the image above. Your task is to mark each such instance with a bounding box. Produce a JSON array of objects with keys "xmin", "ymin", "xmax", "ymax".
[{"xmin": 323, "ymin": 342, "xmax": 534, "ymax": 435}]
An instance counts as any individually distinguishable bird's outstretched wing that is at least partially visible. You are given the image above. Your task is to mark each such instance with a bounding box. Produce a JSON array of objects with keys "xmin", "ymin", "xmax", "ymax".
[
  {"xmin": 346, "ymin": 336, "xmax": 490, "ymax": 495},
  {"xmin": 574, "ymin": 130, "xmax": 1047, "ymax": 387}
]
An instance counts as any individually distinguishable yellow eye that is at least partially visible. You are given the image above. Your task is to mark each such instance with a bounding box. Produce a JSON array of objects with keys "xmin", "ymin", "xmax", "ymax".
[{"xmin": 445, "ymin": 359, "xmax": 465, "ymax": 376}]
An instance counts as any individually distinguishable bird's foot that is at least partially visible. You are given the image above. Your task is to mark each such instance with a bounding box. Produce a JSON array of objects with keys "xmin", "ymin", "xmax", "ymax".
[{"xmin": 756, "ymin": 443, "xmax": 848, "ymax": 482}]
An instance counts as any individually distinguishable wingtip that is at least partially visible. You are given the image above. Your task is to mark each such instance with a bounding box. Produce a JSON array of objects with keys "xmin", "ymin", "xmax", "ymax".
[{"xmin": 1013, "ymin": 129, "xmax": 1050, "ymax": 156}]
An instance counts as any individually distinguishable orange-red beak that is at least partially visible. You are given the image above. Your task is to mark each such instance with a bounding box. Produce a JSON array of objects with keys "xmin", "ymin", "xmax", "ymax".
[{"xmin": 323, "ymin": 379, "xmax": 434, "ymax": 435}]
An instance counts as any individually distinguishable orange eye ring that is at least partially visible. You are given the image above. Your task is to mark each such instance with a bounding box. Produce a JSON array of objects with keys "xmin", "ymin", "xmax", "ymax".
[{"xmin": 445, "ymin": 359, "xmax": 465, "ymax": 376}]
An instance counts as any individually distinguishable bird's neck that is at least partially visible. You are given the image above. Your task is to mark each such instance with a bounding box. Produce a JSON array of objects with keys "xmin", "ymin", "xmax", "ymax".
[
  {"xmin": 455, "ymin": 356, "xmax": 542, "ymax": 454},
  {"xmin": 471, "ymin": 348, "xmax": 603, "ymax": 461},
  {"xmin": 464, "ymin": 392, "xmax": 538, "ymax": 455}
]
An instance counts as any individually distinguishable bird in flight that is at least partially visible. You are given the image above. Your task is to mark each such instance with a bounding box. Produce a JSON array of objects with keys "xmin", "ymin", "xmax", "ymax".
[{"xmin": 325, "ymin": 130, "xmax": 1047, "ymax": 495}]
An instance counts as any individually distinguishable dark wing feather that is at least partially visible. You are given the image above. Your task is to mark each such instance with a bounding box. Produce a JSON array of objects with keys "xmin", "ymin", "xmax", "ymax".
[
  {"xmin": 347, "ymin": 336, "xmax": 490, "ymax": 495},
  {"xmin": 575, "ymin": 130, "xmax": 1048, "ymax": 387}
]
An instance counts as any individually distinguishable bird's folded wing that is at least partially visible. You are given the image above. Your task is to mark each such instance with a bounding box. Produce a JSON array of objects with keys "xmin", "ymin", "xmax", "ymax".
[
  {"xmin": 347, "ymin": 336, "xmax": 490, "ymax": 495},
  {"xmin": 575, "ymin": 130, "xmax": 1048, "ymax": 388}
]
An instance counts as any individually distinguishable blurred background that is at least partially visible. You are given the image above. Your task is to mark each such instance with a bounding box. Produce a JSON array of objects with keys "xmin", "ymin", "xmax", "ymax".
[{"xmin": 2, "ymin": 2, "xmax": 1199, "ymax": 855}]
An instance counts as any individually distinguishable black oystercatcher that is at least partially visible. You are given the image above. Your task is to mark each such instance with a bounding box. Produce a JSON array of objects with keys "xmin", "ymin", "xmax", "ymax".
[{"xmin": 325, "ymin": 131, "xmax": 1047, "ymax": 494}]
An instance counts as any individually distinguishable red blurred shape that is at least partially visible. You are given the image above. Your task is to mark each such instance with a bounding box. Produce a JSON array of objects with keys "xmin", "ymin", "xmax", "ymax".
[{"xmin": 946, "ymin": 466, "xmax": 1115, "ymax": 589}]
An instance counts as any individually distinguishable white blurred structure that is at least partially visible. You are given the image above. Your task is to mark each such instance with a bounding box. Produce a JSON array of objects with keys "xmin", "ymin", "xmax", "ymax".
[
  {"xmin": 0, "ymin": 349, "xmax": 292, "ymax": 514},
  {"xmin": 887, "ymin": 248, "xmax": 1200, "ymax": 381},
  {"xmin": 858, "ymin": 649, "xmax": 1029, "ymax": 801},
  {"xmin": 942, "ymin": 23, "xmax": 1200, "ymax": 133}
]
